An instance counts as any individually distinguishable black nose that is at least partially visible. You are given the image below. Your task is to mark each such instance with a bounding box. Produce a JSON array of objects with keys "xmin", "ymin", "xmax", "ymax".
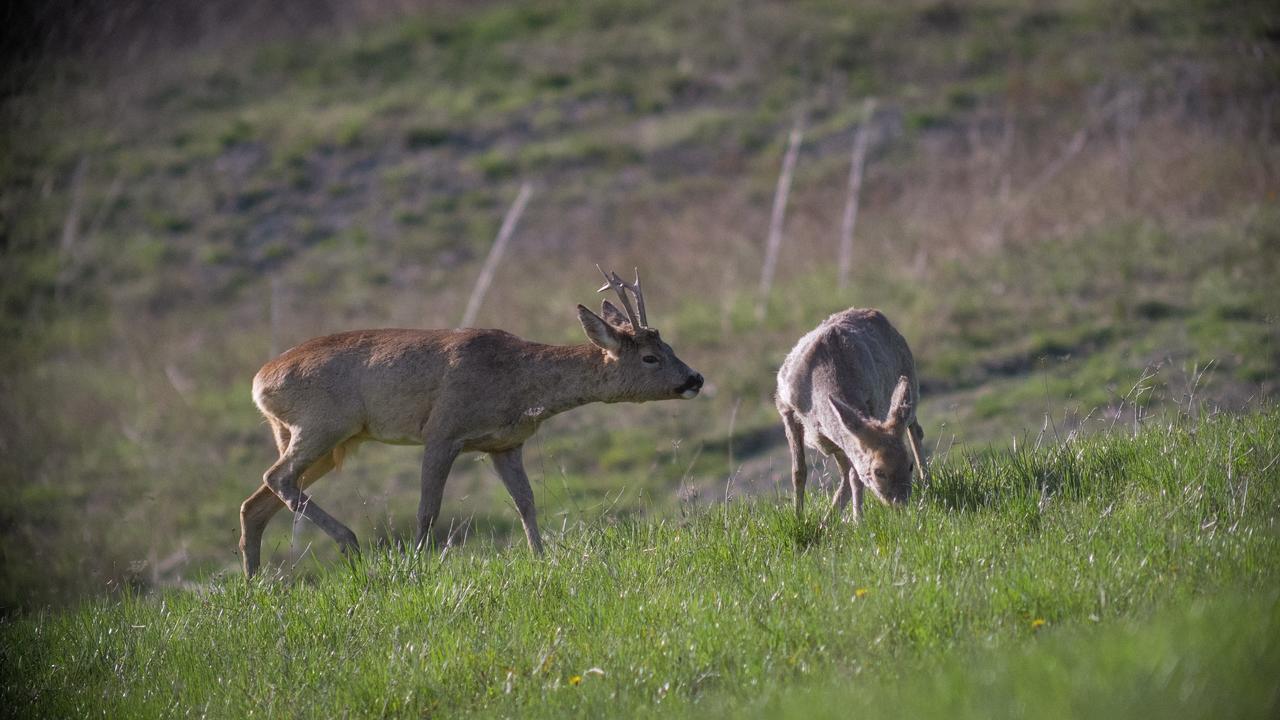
[{"xmin": 675, "ymin": 373, "xmax": 704, "ymax": 395}]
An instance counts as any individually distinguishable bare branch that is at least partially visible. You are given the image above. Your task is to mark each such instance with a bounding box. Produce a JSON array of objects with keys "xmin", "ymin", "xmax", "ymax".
[
  {"xmin": 461, "ymin": 182, "xmax": 533, "ymax": 328},
  {"xmin": 757, "ymin": 116, "xmax": 804, "ymax": 319},
  {"xmin": 54, "ymin": 157, "xmax": 89, "ymax": 302},
  {"xmin": 837, "ymin": 98, "xmax": 877, "ymax": 290},
  {"xmin": 989, "ymin": 93, "xmax": 1128, "ymax": 245}
]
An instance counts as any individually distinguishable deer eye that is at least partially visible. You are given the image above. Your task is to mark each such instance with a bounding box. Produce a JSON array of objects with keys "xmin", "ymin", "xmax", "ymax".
[{"xmin": 641, "ymin": 354, "xmax": 660, "ymax": 365}]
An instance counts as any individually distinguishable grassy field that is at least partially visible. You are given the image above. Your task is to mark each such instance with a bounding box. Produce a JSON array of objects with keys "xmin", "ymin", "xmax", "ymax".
[
  {"xmin": 3, "ymin": 408, "xmax": 1277, "ymax": 717},
  {"xmin": 2, "ymin": 0, "xmax": 1276, "ymax": 609},
  {"xmin": 1, "ymin": 2, "xmax": 1278, "ymax": 714}
]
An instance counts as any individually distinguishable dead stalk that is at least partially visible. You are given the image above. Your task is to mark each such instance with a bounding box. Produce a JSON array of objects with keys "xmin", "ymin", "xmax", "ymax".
[
  {"xmin": 756, "ymin": 117, "xmax": 804, "ymax": 319},
  {"xmin": 837, "ymin": 98, "xmax": 877, "ymax": 290},
  {"xmin": 461, "ymin": 182, "xmax": 534, "ymax": 328}
]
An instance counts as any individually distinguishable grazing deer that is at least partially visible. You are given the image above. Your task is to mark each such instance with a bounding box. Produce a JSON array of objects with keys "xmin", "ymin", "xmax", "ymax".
[
  {"xmin": 775, "ymin": 308, "xmax": 927, "ymax": 523},
  {"xmin": 239, "ymin": 268, "xmax": 703, "ymax": 577}
]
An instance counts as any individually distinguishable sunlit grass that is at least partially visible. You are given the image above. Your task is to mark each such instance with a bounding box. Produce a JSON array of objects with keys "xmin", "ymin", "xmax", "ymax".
[{"xmin": 4, "ymin": 408, "xmax": 1277, "ymax": 717}]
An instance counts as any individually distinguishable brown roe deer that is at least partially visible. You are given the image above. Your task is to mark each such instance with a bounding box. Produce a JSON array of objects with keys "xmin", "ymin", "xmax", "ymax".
[
  {"xmin": 775, "ymin": 308, "xmax": 927, "ymax": 523},
  {"xmin": 239, "ymin": 269, "xmax": 703, "ymax": 577}
]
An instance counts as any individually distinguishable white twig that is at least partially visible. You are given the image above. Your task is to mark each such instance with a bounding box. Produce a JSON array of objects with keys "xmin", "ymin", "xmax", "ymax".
[
  {"xmin": 461, "ymin": 182, "xmax": 533, "ymax": 328},
  {"xmin": 989, "ymin": 93, "xmax": 1129, "ymax": 245},
  {"xmin": 837, "ymin": 98, "xmax": 876, "ymax": 290},
  {"xmin": 59, "ymin": 157, "xmax": 89, "ymax": 257},
  {"xmin": 84, "ymin": 167, "xmax": 125, "ymax": 245},
  {"xmin": 55, "ymin": 157, "xmax": 89, "ymax": 301},
  {"xmin": 756, "ymin": 118, "xmax": 804, "ymax": 319}
]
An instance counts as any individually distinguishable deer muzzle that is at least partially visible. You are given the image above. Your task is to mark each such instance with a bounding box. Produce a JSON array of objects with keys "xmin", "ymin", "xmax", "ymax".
[
  {"xmin": 877, "ymin": 484, "xmax": 911, "ymax": 507},
  {"xmin": 676, "ymin": 372, "xmax": 704, "ymax": 399}
]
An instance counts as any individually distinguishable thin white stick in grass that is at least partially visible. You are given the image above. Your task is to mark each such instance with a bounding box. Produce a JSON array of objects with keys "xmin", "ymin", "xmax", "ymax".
[
  {"xmin": 756, "ymin": 118, "xmax": 804, "ymax": 320},
  {"xmin": 55, "ymin": 157, "xmax": 89, "ymax": 302},
  {"xmin": 837, "ymin": 98, "xmax": 877, "ymax": 290},
  {"xmin": 58, "ymin": 157, "xmax": 89, "ymax": 257},
  {"xmin": 988, "ymin": 93, "xmax": 1126, "ymax": 246},
  {"xmin": 461, "ymin": 181, "xmax": 534, "ymax": 328}
]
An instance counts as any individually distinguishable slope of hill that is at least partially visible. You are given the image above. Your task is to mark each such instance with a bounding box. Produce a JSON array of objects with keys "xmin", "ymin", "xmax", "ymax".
[{"xmin": 1, "ymin": 0, "xmax": 1277, "ymax": 608}]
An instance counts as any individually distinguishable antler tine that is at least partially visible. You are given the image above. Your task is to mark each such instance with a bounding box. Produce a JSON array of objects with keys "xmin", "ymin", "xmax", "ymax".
[
  {"xmin": 611, "ymin": 268, "xmax": 648, "ymax": 328},
  {"xmin": 595, "ymin": 264, "xmax": 642, "ymax": 330},
  {"xmin": 595, "ymin": 264, "xmax": 613, "ymax": 294},
  {"xmin": 630, "ymin": 267, "xmax": 647, "ymax": 327}
]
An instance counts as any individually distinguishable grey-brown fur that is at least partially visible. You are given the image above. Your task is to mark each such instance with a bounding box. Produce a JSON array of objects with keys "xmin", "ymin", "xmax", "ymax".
[
  {"xmin": 775, "ymin": 308, "xmax": 926, "ymax": 523},
  {"xmin": 239, "ymin": 285, "xmax": 703, "ymax": 577}
]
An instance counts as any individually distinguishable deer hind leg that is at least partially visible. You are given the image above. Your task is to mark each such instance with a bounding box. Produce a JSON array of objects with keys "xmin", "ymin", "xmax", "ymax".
[
  {"xmin": 240, "ymin": 452, "xmax": 337, "ymax": 578},
  {"xmin": 781, "ymin": 408, "xmax": 808, "ymax": 519},
  {"xmin": 261, "ymin": 428, "xmax": 358, "ymax": 563},
  {"xmin": 241, "ymin": 418, "xmax": 292, "ymax": 577},
  {"xmin": 269, "ymin": 417, "xmax": 292, "ymax": 455},
  {"xmin": 491, "ymin": 446, "xmax": 544, "ymax": 555},
  {"xmin": 240, "ymin": 485, "xmax": 279, "ymax": 578}
]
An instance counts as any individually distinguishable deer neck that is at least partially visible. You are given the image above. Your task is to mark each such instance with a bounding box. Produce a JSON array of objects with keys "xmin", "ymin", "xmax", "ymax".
[{"xmin": 524, "ymin": 343, "xmax": 627, "ymax": 416}]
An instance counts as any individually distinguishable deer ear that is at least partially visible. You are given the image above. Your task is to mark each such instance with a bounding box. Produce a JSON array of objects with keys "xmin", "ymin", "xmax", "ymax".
[
  {"xmin": 577, "ymin": 304, "xmax": 622, "ymax": 356},
  {"xmin": 600, "ymin": 300, "xmax": 633, "ymax": 332},
  {"xmin": 888, "ymin": 375, "xmax": 913, "ymax": 431},
  {"xmin": 829, "ymin": 396, "xmax": 873, "ymax": 438}
]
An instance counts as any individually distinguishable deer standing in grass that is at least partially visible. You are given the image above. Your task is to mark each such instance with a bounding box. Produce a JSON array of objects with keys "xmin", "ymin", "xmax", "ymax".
[
  {"xmin": 239, "ymin": 269, "xmax": 703, "ymax": 577},
  {"xmin": 775, "ymin": 308, "xmax": 927, "ymax": 523}
]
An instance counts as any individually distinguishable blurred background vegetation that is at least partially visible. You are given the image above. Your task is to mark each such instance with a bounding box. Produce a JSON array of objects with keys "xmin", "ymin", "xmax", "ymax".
[{"xmin": 1, "ymin": 0, "xmax": 1276, "ymax": 611}]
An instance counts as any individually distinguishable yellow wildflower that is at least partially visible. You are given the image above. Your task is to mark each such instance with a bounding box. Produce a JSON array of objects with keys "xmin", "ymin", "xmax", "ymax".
[{"xmin": 569, "ymin": 675, "xmax": 583, "ymax": 686}]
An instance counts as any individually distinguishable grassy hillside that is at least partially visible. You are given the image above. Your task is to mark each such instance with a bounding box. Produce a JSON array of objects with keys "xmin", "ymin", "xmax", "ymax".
[
  {"xmin": 3, "ymin": 408, "xmax": 1277, "ymax": 717},
  {"xmin": 1, "ymin": 0, "xmax": 1278, "ymax": 608}
]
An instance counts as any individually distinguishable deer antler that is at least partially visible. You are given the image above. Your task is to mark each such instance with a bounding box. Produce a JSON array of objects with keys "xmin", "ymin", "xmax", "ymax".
[
  {"xmin": 617, "ymin": 268, "xmax": 647, "ymax": 328},
  {"xmin": 596, "ymin": 265, "xmax": 648, "ymax": 329}
]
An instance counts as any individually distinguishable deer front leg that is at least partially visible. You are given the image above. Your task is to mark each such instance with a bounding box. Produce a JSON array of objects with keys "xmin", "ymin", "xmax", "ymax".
[
  {"xmin": 825, "ymin": 453, "xmax": 855, "ymax": 526},
  {"xmin": 781, "ymin": 409, "xmax": 808, "ymax": 519},
  {"xmin": 490, "ymin": 445, "xmax": 544, "ymax": 554},
  {"xmin": 851, "ymin": 468, "xmax": 866, "ymax": 523},
  {"xmin": 415, "ymin": 438, "xmax": 461, "ymax": 551}
]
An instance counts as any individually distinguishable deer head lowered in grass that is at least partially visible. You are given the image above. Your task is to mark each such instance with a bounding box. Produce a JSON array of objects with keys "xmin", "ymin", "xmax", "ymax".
[
  {"xmin": 239, "ymin": 267, "xmax": 703, "ymax": 577},
  {"xmin": 775, "ymin": 308, "xmax": 927, "ymax": 524}
]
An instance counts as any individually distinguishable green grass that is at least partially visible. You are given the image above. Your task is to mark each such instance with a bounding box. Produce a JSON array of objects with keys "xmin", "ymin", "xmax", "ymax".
[
  {"xmin": 4, "ymin": 408, "xmax": 1277, "ymax": 717},
  {"xmin": 2, "ymin": 0, "xmax": 1277, "ymax": 612},
  {"xmin": 739, "ymin": 592, "xmax": 1280, "ymax": 719},
  {"xmin": 2, "ymin": 209, "xmax": 1276, "ymax": 612},
  {"xmin": 2, "ymin": 5, "xmax": 1276, "ymax": 716}
]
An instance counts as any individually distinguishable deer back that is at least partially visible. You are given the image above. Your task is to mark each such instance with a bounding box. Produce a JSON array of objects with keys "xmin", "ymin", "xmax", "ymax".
[
  {"xmin": 253, "ymin": 304, "xmax": 703, "ymax": 452},
  {"xmin": 254, "ymin": 327, "xmax": 529, "ymax": 440},
  {"xmin": 778, "ymin": 309, "xmax": 917, "ymax": 417}
]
